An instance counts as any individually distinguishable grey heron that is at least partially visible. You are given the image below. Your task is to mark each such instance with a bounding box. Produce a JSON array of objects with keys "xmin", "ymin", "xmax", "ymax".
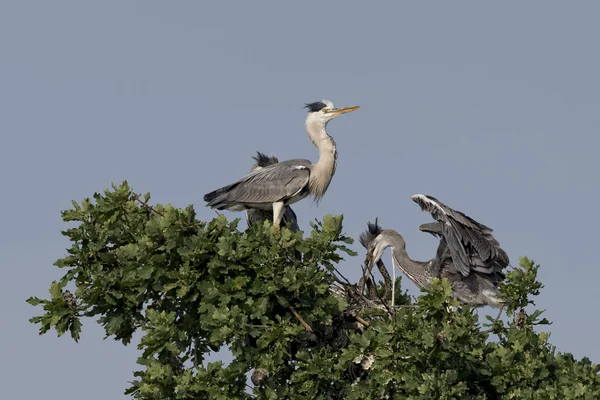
[
  {"xmin": 245, "ymin": 152, "xmax": 299, "ymax": 232},
  {"xmin": 203, "ymin": 100, "xmax": 359, "ymax": 229},
  {"xmin": 363, "ymin": 194, "xmax": 509, "ymax": 307}
]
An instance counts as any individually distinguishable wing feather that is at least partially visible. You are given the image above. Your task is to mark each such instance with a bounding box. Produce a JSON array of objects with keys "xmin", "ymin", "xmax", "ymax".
[
  {"xmin": 204, "ymin": 159, "xmax": 311, "ymax": 209},
  {"xmin": 412, "ymin": 194, "xmax": 509, "ymax": 278},
  {"xmin": 243, "ymin": 152, "xmax": 301, "ymax": 231}
]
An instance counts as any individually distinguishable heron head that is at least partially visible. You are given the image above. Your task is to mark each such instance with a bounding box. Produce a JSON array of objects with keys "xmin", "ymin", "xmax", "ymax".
[
  {"xmin": 362, "ymin": 220, "xmax": 406, "ymax": 270},
  {"xmin": 360, "ymin": 219, "xmax": 385, "ymax": 268},
  {"xmin": 304, "ymin": 100, "xmax": 360, "ymax": 126}
]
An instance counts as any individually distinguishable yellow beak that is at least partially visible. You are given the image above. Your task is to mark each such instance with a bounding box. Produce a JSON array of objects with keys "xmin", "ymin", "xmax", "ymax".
[{"xmin": 329, "ymin": 105, "xmax": 360, "ymax": 116}]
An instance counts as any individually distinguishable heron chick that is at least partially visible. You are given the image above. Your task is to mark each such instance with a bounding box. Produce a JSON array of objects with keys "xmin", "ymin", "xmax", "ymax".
[
  {"xmin": 245, "ymin": 152, "xmax": 299, "ymax": 232},
  {"xmin": 363, "ymin": 194, "xmax": 509, "ymax": 308},
  {"xmin": 203, "ymin": 100, "xmax": 359, "ymax": 229}
]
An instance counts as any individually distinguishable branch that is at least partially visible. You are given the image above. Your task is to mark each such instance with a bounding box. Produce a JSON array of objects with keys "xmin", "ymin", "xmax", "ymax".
[
  {"xmin": 354, "ymin": 315, "xmax": 370, "ymax": 328},
  {"xmin": 289, "ymin": 306, "xmax": 313, "ymax": 332},
  {"xmin": 375, "ymin": 259, "xmax": 392, "ymax": 301},
  {"xmin": 134, "ymin": 198, "xmax": 164, "ymax": 217},
  {"xmin": 366, "ymin": 261, "xmax": 395, "ymax": 316}
]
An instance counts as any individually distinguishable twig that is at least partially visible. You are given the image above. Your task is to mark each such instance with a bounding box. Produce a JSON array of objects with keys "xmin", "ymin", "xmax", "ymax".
[
  {"xmin": 211, "ymin": 208, "xmax": 243, "ymax": 233},
  {"xmin": 331, "ymin": 280, "xmax": 395, "ymax": 319},
  {"xmin": 359, "ymin": 254, "xmax": 378, "ymax": 294},
  {"xmin": 271, "ymin": 229, "xmax": 302, "ymax": 267},
  {"xmin": 331, "ymin": 265, "xmax": 370, "ymax": 305},
  {"xmin": 289, "ymin": 306, "xmax": 313, "ymax": 332},
  {"xmin": 354, "ymin": 315, "xmax": 370, "ymax": 328},
  {"xmin": 134, "ymin": 198, "xmax": 164, "ymax": 217},
  {"xmin": 366, "ymin": 277, "xmax": 378, "ymax": 300},
  {"xmin": 333, "ymin": 277, "xmax": 368, "ymax": 305},
  {"xmin": 375, "ymin": 259, "xmax": 392, "ymax": 301},
  {"xmin": 483, "ymin": 304, "xmax": 507, "ymax": 333},
  {"xmin": 366, "ymin": 262, "xmax": 395, "ymax": 317},
  {"xmin": 332, "ymin": 265, "xmax": 355, "ymax": 288},
  {"xmin": 493, "ymin": 303, "xmax": 506, "ymax": 324},
  {"xmin": 358, "ymin": 260, "xmax": 368, "ymax": 294}
]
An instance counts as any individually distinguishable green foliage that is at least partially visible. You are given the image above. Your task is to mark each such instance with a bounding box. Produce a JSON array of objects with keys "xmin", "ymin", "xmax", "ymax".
[
  {"xmin": 27, "ymin": 281, "xmax": 81, "ymax": 342},
  {"xmin": 29, "ymin": 182, "xmax": 600, "ymax": 399}
]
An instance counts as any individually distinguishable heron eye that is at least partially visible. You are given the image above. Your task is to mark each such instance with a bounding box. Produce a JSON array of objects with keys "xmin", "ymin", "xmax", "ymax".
[{"xmin": 322, "ymin": 108, "xmax": 331, "ymax": 113}]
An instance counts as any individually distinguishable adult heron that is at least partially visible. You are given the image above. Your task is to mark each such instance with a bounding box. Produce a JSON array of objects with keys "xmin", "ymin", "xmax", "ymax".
[
  {"xmin": 363, "ymin": 194, "xmax": 509, "ymax": 307},
  {"xmin": 245, "ymin": 152, "xmax": 299, "ymax": 232},
  {"xmin": 203, "ymin": 100, "xmax": 359, "ymax": 229}
]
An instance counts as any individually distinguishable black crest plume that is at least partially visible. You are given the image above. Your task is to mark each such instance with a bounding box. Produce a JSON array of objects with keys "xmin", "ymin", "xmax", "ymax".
[
  {"xmin": 304, "ymin": 101, "xmax": 328, "ymax": 113},
  {"xmin": 359, "ymin": 218, "xmax": 383, "ymax": 249},
  {"xmin": 252, "ymin": 152, "xmax": 279, "ymax": 168}
]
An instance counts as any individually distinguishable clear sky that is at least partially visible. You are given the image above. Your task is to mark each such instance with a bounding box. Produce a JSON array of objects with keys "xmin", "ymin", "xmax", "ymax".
[{"xmin": 2, "ymin": 2, "xmax": 599, "ymax": 398}]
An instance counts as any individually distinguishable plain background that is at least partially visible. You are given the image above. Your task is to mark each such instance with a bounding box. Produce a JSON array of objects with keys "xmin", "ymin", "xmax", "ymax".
[{"xmin": 2, "ymin": 2, "xmax": 599, "ymax": 398}]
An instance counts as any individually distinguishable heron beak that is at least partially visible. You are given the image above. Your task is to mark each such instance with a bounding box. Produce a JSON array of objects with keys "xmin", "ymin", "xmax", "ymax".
[{"xmin": 329, "ymin": 105, "xmax": 360, "ymax": 116}]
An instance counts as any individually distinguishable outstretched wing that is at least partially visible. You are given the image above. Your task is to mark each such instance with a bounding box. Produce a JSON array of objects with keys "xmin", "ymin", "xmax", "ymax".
[
  {"xmin": 204, "ymin": 159, "xmax": 311, "ymax": 210},
  {"xmin": 412, "ymin": 194, "xmax": 509, "ymax": 278}
]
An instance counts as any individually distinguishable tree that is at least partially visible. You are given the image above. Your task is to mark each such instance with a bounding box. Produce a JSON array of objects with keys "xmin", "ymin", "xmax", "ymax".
[{"xmin": 28, "ymin": 182, "xmax": 600, "ymax": 399}]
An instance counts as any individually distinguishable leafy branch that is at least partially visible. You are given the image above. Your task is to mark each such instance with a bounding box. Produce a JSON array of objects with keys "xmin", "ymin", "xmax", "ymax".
[{"xmin": 27, "ymin": 182, "xmax": 600, "ymax": 399}]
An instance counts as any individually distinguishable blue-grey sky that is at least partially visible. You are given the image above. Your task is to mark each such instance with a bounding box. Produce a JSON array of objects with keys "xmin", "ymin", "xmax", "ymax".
[{"xmin": 2, "ymin": 2, "xmax": 599, "ymax": 398}]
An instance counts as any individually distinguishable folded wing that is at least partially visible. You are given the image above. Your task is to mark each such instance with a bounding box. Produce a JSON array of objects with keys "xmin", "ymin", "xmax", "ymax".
[{"xmin": 204, "ymin": 159, "xmax": 311, "ymax": 210}]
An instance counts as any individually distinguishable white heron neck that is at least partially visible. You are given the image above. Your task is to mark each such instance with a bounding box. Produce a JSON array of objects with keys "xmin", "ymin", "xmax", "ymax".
[{"xmin": 305, "ymin": 119, "xmax": 337, "ymax": 201}]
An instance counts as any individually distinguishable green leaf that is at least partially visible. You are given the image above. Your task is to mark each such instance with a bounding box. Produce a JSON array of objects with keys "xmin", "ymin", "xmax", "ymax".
[
  {"xmin": 25, "ymin": 183, "xmax": 600, "ymax": 399},
  {"xmin": 105, "ymin": 315, "xmax": 124, "ymax": 335},
  {"xmin": 49, "ymin": 281, "xmax": 64, "ymax": 300},
  {"xmin": 26, "ymin": 296, "xmax": 47, "ymax": 306}
]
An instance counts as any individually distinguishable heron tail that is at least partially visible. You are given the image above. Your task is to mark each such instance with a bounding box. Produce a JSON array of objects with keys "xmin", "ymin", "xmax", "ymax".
[
  {"xmin": 203, "ymin": 185, "xmax": 234, "ymax": 208},
  {"xmin": 203, "ymin": 190, "xmax": 219, "ymax": 204}
]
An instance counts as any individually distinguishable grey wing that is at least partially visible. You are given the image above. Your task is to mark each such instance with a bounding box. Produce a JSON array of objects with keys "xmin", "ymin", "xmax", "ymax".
[
  {"xmin": 429, "ymin": 237, "xmax": 450, "ymax": 277},
  {"xmin": 412, "ymin": 194, "xmax": 509, "ymax": 278},
  {"xmin": 419, "ymin": 222, "xmax": 443, "ymax": 238},
  {"xmin": 204, "ymin": 159, "xmax": 311, "ymax": 210},
  {"xmin": 246, "ymin": 152, "xmax": 289, "ymax": 227}
]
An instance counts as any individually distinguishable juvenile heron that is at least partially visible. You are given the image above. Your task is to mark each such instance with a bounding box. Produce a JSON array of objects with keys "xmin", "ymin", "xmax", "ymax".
[
  {"xmin": 363, "ymin": 194, "xmax": 509, "ymax": 307},
  {"xmin": 203, "ymin": 100, "xmax": 359, "ymax": 229},
  {"xmin": 245, "ymin": 152, "xmax": 299, "ymax": 232}
]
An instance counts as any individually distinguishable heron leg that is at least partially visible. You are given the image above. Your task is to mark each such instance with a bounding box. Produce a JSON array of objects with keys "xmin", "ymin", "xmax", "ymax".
[
  {"xmin": 391, "ymin": 257, "xmax": 396, "ymax": 308},
  {"xmin": 271, "ymin": 201, "xmax": 285, "ymax": 233}
]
